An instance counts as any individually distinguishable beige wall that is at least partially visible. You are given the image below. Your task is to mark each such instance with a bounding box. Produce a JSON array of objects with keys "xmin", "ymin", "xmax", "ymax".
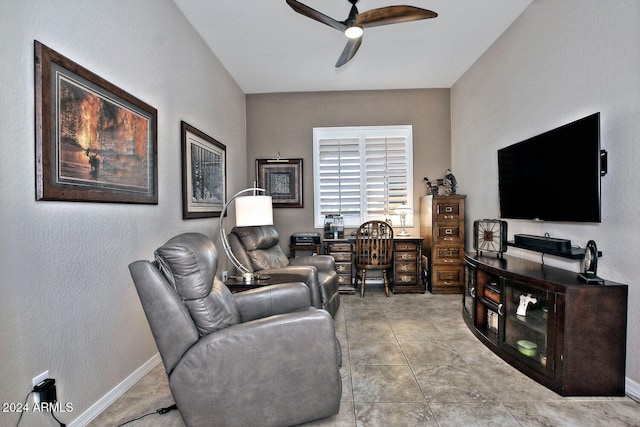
[
  {"xmin": 0, "ymin": 1, "xmax": 246, "ymax": 424},
  {"xmin": 451, "ymin": 0, "xmax": 640, "ymax": 392},
  {"xmin": 246, "ymin": 89, "xmax": 451, "ymax": 246}
]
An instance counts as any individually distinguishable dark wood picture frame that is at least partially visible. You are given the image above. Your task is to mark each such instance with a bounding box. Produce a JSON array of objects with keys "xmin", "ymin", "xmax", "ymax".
[
  {"xmin": 34, "ymin": 41, "xmax": 158, "ymax": 203},
  {"xmin": 256, "ymin": 158, "xmax": 303, "ymax": 208},
  {"xmin": 181, "ymin": 121, "xmax": 226, "ymax": 219}
]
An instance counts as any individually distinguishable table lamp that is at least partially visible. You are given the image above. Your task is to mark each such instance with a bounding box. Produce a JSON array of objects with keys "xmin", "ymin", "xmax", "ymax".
[
  {"xmin": 395, "ymin": 203, "xmax": 412, "ymax": 236},
  {"xmin": 220, "ymin": 187, "xmax": 273, "ymax": 283}
]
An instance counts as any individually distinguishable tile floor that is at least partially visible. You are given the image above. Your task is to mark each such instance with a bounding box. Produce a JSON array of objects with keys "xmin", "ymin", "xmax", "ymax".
[{"xmin": 90, "ymin": 287, "xmax": 640, "ymax": 426}]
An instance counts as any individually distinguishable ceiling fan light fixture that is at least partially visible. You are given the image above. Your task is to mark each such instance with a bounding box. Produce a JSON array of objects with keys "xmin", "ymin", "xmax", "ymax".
[
  {"xmin": 286, "ymin": 0, "xmax": 438, "ymax": 67},
  {"xmin": 344, "ymin": 25, "xmax": 363, "ymax": 39}
]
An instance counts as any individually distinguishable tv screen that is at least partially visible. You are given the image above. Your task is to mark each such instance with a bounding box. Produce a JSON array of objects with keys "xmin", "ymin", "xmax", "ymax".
[{"xmin": 498, "ymin": 113, "xmax": 602, "ymax": 223}]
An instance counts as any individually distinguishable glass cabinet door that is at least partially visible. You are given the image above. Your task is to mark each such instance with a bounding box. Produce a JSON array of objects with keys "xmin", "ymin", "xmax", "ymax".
[
  {"xmin": 502, "ymin": 278, "xmax": 553, "ymax": 375},
  {"xmin": 463, "ymin": 259, "xmax": 476, "ymax": 320}
]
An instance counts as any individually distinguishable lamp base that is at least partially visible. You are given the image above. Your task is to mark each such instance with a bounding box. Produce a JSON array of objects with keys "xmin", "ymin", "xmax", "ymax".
[{"xmin": 239, "ymin": 272, "xmax": 258, "ymax": 284}]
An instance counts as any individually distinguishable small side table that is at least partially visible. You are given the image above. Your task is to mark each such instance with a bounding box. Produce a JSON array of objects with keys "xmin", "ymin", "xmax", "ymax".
[
  {"xmin": 289, "ymin": 244, "xmax": 321, "ymax": 258},
  {"xmin": 225, "ymin": 273, "xmax": 305, "ymax": 293}
]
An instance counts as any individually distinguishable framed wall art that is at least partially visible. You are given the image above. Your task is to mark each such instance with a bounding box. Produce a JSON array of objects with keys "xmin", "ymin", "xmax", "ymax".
[
  {"xmin": 34, "ymin": 41, "xmax": 158, "ymax": 203},
  {"xmin": 256, "ymin": 158, "xmax": 303, "ymax": 208},
  {"xmin": 181, "ymin": 121, "xmax": 226, "ymax": 219}
]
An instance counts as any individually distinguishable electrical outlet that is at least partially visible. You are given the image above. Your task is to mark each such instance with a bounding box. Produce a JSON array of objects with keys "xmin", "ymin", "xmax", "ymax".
[
  {"xmin": 222, "ymin": 271, "xmax": 229, "ymax": 282},
  {"xmin": 32, "ymin": 371, "xmax": 49, "ymax": 403},
  {"xmin": 33, "ymin": 371, "xmax": 49, "ymax": 388},
  {"xmin": 33, "ymin": 378, "xmax": 56, "ymax": 404}
]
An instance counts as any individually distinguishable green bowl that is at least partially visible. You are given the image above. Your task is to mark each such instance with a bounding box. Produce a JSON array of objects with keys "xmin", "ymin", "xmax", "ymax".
[{"xmin": 517, "ymin": 340, "xmax": 538, "ymax": 357}]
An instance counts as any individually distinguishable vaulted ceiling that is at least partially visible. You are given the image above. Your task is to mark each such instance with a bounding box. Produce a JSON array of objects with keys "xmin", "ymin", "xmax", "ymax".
[{"xmin": 174, "ymin": 0, "xmax": 533, "ymax": 94}]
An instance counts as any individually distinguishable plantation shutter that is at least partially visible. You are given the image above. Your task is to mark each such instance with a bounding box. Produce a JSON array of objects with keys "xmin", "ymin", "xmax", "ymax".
[
  {"xmin": 316, "ymin": 135, "xmax": 361, "ymax": 219},
  {"xmin": 364, "ymin": 132, "xmax": 411, "ymax": 218},
  {"xmin": 313, "ymin": 126, "xmax": 413, "ymax": 228}
]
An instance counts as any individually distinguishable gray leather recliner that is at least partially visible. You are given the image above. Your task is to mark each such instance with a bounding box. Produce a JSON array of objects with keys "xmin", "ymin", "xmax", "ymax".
[
  {"xmin": 228, "ymin": 225, "xmax": 341, "ymax": 317},
  {"xmin": 128, "ymin": 233, "xmax": 341, "ymax": 427}
]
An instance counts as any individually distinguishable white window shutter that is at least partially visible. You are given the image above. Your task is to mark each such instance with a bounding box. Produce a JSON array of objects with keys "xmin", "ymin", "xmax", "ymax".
[{"xmin": 314, "ymin": 126, "xmax": 413, "ymax": 228}]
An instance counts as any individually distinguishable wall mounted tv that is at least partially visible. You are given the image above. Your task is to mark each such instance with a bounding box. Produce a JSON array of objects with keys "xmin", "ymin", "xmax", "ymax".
[{"xmin": 498, "ymin": 112, "xmax": 605, "ymax": 223}]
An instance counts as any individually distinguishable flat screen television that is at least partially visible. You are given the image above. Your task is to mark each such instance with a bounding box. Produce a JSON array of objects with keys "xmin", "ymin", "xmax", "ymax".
[{"xmin": 498, "ymin": 112, "xmax": 603, "ymax": 223}]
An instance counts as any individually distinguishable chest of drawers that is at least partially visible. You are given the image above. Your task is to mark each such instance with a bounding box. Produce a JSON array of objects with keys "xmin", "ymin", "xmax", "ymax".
[
  {"xmin": 421, "ymin": 194, "xmax": 466, "ymax": 294},
  {"xmin": 393, "ymin": 238, "xmax": 424, "ymax": 293},
  {"xmin": 323, "ymin": 239, "xmax": 355, "ymax": 294}
]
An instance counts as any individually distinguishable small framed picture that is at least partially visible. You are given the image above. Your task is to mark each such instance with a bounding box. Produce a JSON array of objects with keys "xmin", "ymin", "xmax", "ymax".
[
  {"xmin": 181, "ymin": 121, "xmax": 226, "ymax": 218},
  {"xmin": 256, "ymin": 158, "xmax": 303, "ymax": 208}
]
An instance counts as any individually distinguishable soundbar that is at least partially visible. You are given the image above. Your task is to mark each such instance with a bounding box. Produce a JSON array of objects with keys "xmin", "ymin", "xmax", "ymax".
[{"xmin": 514, "ymin": 234, "xmax": 572, "ymax": 253}]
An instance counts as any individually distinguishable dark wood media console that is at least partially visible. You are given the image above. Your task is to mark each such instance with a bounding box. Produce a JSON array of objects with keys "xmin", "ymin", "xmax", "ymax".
[{"xmin": 463, "ymin": 253, "xmax": 628, "ymax": 396}]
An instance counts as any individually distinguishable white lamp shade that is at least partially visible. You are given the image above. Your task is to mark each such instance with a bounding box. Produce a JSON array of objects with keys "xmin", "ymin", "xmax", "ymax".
[{"xmin": 235, "ymin": 195, "xmax": 273, "ymax": 226}]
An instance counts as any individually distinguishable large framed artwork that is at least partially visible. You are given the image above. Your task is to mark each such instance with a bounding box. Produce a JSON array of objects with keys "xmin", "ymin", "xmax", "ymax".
[
  {"xmin": 181, "ymin": 121, "xmax": 226, "ymax": 219},
  {"xmin": 34, "ymin": 41, "xmax": 158, "ymax": 203},
  {"xmin": 256, "ymin": 158, "xmax": 303, "ymax": 208}
]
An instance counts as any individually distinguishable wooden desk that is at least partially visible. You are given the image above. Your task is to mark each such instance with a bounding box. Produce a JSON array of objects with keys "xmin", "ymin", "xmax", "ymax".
[{"xmin": 323, "ymin": 236, "xmax": 424, "ymax": 294}]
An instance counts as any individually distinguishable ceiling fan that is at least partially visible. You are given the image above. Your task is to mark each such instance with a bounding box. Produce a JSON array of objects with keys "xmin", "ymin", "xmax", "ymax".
[{"xmin": 286, "ymin": 0, "xmax": 438, "ymax": 68}]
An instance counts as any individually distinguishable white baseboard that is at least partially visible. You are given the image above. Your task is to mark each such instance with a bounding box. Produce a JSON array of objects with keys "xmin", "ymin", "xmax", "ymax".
[
  {"xmin": 69, "ymin": 353, "xmax": 161, "ymax": 427},
  {"xmin": 626, "ymin": 376, "xmax": 640, "ymax": 402}
]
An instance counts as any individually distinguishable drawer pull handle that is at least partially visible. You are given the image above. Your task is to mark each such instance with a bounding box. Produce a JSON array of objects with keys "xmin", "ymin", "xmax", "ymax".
[
  {"xmin": 444, "ymin": 259, "xmax": 453, "ymax": 263},
  {"xmin": 444, "ymin": 281, "xmax": 452, "ymax": 285},
  {"xmin": 444, "ymin": 237, "xmax": 453, "ymax": 241},
  {"xmin": 444, "ymin": 215, "xmax": 454, "ymax": 219},
  {"xmin": 498, "ymin": 304, "xmax": 504, "ymax": 316},
  {"xmin": 402, "ymin": 277, "xmax": 411, "ymax": 282},
  {"xmin": 470, "ymin": 287, "xmax": 476, "ymax": 298},
  {"xmin": 402, "ymin": 254, "xmax": 410, "ymax": 260},
  {"xmin": 445, "ymin": 207, "xmax": 453, "ymax": 213},
  {"xmin": 445, "ymin": 229, "xmax": 453, "ymax": 234},
  {"xmin": 401, "ymin": 265, "xmax": 410, "ymax": 271}
]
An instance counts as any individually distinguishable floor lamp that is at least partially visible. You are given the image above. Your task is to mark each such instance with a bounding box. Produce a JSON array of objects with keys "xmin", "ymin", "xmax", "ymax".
[{"xmin": 219, "ymin": 187, "xmax": 273, "ymax": 283}]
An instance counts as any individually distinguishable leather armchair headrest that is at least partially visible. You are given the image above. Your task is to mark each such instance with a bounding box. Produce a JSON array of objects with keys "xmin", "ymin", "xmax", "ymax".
[
  {"xmin": 154, "ymin": 233, "xmax": 217, "ymax": 298},
  {"xmin": 154, "ymin": 233, "xmax": 240, "ymax": 335},
  {"xmin": 233, "ymin": 225, "xmax": 280, "ymax": 250}
]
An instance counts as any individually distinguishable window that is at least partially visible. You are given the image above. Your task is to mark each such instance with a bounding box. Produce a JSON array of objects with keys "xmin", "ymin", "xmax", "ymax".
[{"xmin": 313, "ymin": 125, "xmax": 413, "ymax": 228}]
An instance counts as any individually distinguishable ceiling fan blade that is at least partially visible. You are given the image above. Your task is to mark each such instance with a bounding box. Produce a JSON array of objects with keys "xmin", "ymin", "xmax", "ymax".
[
  {"xmin": 355, "ymin": 5, "xmax": 437, "ymax": 28},
  {"xmin": 335, "ymin": 36, "xmax": 363, "ymax": 68},
  {"xmin": 286, "ymin": 0, "xmax": 347, "ymax": 32}
]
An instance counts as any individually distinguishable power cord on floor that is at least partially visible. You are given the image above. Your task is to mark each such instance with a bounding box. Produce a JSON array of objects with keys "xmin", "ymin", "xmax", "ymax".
[
  {"xmin": 117, "ymin": 403, "xmax": 177, "ymax": 426},
  {"xmin": 15, "ymin": 390, "xmax": 66, "ymax": 427},
  {"xmin": 50, "ymin": 410, "xmax": 66, "ymax": 426},
  {"xmin": 14, "ymin": 391, "xmax": 33, "ymax": 427}
]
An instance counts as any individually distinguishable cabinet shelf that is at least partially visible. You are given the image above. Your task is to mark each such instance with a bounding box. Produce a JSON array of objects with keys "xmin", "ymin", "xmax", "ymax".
[
  {"xmin": 507, "ymin": 241, "xmax": 586, "ymax": 259},
  {"xmin": 480, "ymin": 296, "xmax": 500, "ymax": 312},
  {"xmin": 506, "ymin": 310, "xmax": 547, "ymax": 336}
]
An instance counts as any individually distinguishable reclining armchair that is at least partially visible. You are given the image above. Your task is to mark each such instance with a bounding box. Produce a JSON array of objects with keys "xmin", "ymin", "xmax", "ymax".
[
  {"xmin": 228, "ymin": 225, "xmax": 341, "ymax": 317},
  {"xmin": 129, "ymin": 233, "xmax": 341, "ymax": 427}
]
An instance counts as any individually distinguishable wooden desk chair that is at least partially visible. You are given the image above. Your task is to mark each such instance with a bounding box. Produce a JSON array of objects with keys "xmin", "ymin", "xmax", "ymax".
[{"xmin": 354, "ymin": 221, "xmax": 394, "ymax": 297}]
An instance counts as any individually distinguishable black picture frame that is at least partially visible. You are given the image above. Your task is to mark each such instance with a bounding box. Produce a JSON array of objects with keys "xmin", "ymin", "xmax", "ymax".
[
  {"xmin": 181, "ymin": 121, "xmax": 226, "ymax": 219},
  {"xmin": 256, "ymin": 158, "xmax": 303, "ymax": 208}
]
